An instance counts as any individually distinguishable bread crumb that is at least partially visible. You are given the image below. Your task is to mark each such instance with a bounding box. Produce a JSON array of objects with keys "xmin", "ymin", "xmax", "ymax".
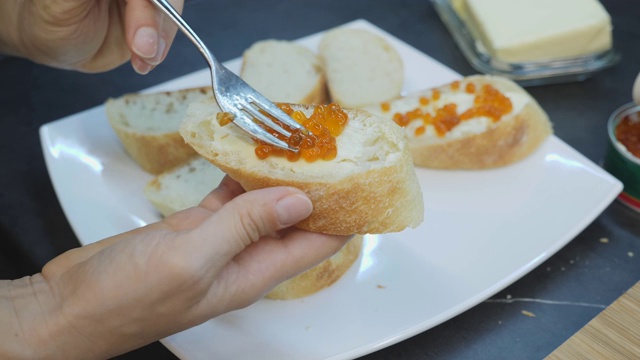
[
  {"xmin": 521, "ymin": 310, "xmax": 536, "ymax": 318},
  {"xmin": 377, "ymin": 284, "xmax": 386, "ymax": 289},
  {"xmin": 599, "ymin": 237, "xmax": 609, "ymax": 243},
  {"xmin": 628, "ymin": 251, "xmax": 635, "ymax": 258}
]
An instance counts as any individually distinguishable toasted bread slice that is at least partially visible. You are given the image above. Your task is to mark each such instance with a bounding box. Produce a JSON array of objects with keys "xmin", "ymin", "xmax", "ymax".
[
  {"xmin": 142, "ymin": 156, "xmax": 363, "ymax": 300},
  {"xmin": 240, "ymin": 39, "xmax": 328, "ymax": 104},
  {"xmin": 319, "ymin": 28, "xmax": 404, "ymax": 108},
  {"xmin": 363, "ymin": 75, "xmax": 553, "ymax": 169},
  {"xmin": 105, "ymin": 87, "xmax": 212, "ymax": 174},
  {"xmin": 179, "ymin": 97, "xmax": 424, "ymax": 235}
]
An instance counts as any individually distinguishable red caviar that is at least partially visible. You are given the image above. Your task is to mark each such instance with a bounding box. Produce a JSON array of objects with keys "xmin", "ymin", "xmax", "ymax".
[
  {"xmin": 616, "ymin": 113, "xmax": 640, "ymax": 158},
  {"xmin": 219, "ymin": 103, "xmax": 349, "ymax": 162},
  {"xmin": 390, "ymin": 80, "xmax": 513, "ymax": 137}
]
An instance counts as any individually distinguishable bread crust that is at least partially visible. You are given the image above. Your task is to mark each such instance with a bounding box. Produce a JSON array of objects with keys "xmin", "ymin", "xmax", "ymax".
[
  {"xmin": 110, "ymin": 128, "xmax": 197, "ymax": 174},
  {"xmin": 180, "ymin": 100, "xmax": 424, "ymax": 235},
  {"xmin": 410, "ymin": 97, "xmax": 551, "ymax": 169},
  {"xmin": 266, "ymin": 235, "xmax": 363, "ymax": 300},
  {"xmin": 106, "ymin": 87, "xmax": 211, "ymax": 174}
]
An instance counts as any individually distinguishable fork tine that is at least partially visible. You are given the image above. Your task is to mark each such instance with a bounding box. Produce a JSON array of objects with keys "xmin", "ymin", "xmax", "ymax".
[
  {"xmin": 246, "ymin": 94, "xmax": 304, "ymax": 131},
  {"xmin": 240, "ymin": 101, "xmax": 292, "ymax": 138},
  {"xmin": 230, "ymin": 112, "xmax": 295, "ymax": 152}
]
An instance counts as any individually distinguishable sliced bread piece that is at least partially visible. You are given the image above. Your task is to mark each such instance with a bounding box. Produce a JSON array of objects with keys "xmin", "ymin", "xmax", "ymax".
[
  {"xmin": 179, "ymin": 97, "xmax": 424, "ymax": 235},
  {"xmin": 265, "ymin": 235, "xmax": 363, "ymax": 300},
  {"xmin": 318, "ymin": 28, "xmax": 404, "ymax": 108},
  {"xmin": 363, "ymin": 75, "xmax": 553, "ymax": 169},
  {"xmin": 143, "ymin": 156, "xmax": 226, "ymax": 217},
  {"xmin": 240, "ymin": 39, "xmax": 328, "ymax": 104},
  {"xmin": 105, "ymin": 87, "xmax": 213, "ymax": 174}
]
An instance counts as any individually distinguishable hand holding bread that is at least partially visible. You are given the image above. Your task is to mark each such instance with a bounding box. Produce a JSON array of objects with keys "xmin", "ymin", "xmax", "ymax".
[{"xmin": 179, "ymin": 99, "xmax": 424, "ymax": 235}]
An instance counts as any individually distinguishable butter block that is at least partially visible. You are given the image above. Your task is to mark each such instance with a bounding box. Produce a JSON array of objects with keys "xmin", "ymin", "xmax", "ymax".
[{"xmin": 462, "ymin": 0, "xmax": 613, "ymax": 63}]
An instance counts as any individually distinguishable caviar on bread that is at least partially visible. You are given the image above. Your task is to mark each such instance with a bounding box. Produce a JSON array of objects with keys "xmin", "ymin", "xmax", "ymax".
[
  {"xmin": 363, "ymin": 75, "xmax": 553, "ymax": 169},
  {"xmin": 180, "ymin": 97, "xmax": 424, "ymax": 235}
]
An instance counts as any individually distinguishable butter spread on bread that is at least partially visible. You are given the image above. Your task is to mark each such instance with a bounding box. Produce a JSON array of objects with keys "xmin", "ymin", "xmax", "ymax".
[
  {"xmin": 180, "ymin": 97, "xmax": 424, "ymax": 235},
  {"xmin": 363, "ymin": 75, "xmax": 552, "ymax": 169}
]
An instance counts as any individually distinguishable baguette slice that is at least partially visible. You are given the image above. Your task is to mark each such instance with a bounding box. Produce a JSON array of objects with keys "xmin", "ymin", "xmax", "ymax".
[
  {"xmin": 265, "ymin": 235, "xmax": 363, "ymax": 300},
  {"xmin": 142, "ymin": 156, "xmax": 363, "ymax": 300},
  {"xmin": 179, "ymin": 97, "xmax": 424, "ymax": 235},
  {"xmin": 144, "ymin": 156, "xmax": 226, "ymax": 217},
  {"xmin": 240, "ymin": 39, "xmax": 328, "ymax": 104},
  {"xmin": 363, "ymin": 75, "xmax": 553, "ymax": 169},
  {"xmin": 105, "ymin": 87, "xmax": 212, "ymax": 174},
  {"xmin": 319, "ymin": 28, "xmax": 404, "ymax": 108}
]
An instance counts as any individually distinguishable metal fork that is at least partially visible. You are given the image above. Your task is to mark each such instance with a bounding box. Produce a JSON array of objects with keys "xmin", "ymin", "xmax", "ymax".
[{"xmin": 150, "ymin": 0, "xmax": 303, "ymax": 151}]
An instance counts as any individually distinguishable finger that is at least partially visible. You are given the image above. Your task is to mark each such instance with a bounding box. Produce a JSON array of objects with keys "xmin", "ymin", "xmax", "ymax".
[
  {"xmin": 124, "ymin": 0, "xmax": 174, "ymax": 73},
  {"xmin": 200, "ymin": 231, "xmax": 353, "ymax": 313},
  {"xmin": 198, "ymin": 175, "xmax": 245, "ymax": 212},
  {"xmin": 157, "ymin": 0, "xmax": 183, "ymax": 62},
  {"xmin": 237, "ymin": 230, "xmax": 353, "ymax": 289},
  {"xmin": 187, "ymin": 187, "xmax": 314, "ymax": 267}
]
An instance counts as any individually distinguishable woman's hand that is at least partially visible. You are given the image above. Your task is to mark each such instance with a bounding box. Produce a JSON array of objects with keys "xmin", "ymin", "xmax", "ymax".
[
  {"xmin": 0, "ymin": 0, "xmax": 184, "ymax": 74},
  {"xmin": 6, "ymin": 177, "xmax": 351, "ymax": 359}
]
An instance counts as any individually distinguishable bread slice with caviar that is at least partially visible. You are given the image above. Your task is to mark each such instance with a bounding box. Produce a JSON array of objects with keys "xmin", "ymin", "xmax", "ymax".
[
  {"xmin": 105, "ymin": 87, "xmax": 212, "ymax": 174},
  {"xmin": 240, "ymin": 39, "xmax": 328, "ymax": 105},
  {"xmin": 362, "ymin": 75, "xmax": 553, "ymax": 169},
  {"xmin": 180, "ymin": 97, "xmax": 424, "ymax": 235},
  {"xmin": 142, "ymin": 155, "xmax": 363, "ymax": 300},
  {"xmin": 318, "ymin": 27, "xmax": 404, "ymax": 108}
]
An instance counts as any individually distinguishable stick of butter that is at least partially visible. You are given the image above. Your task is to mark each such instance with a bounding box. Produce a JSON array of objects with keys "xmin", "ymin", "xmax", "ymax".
[{"xmin": 461, "ymin": 0, "xmax": 613, "ymax": 63}]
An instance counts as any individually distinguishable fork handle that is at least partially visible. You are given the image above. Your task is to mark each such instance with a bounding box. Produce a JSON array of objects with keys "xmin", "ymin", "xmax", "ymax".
[{"xmin": 149, "ymin": 0, "xmax": 219, "ymax": 67}]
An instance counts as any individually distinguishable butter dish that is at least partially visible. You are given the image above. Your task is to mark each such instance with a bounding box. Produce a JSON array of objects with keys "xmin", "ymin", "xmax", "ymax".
[{"xmin": 431, "ymin": 0, "xmax": 620, "ymax": 86}]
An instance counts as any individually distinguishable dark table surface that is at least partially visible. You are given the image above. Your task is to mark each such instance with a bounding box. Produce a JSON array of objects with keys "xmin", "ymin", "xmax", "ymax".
[{"xmin": 1, "ymin": 0, "xmax": 639, "ymax": 359}]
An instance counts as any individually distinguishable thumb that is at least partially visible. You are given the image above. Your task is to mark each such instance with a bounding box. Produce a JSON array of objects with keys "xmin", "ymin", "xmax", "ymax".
[{"xmin": 190, "ymin": 187, "xmax": 313, "ymax": 263}]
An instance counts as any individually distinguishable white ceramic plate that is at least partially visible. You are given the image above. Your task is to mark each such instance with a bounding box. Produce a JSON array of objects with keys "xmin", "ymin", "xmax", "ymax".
[{"xmin": 40, "ymin": 20, "xmax": 622, "ymax": 360}]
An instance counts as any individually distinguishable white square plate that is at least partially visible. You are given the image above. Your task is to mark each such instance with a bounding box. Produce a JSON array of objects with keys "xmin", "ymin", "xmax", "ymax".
[{"xmin": 40, "ymin": 19, "xmax": 622, "ymax": 360}]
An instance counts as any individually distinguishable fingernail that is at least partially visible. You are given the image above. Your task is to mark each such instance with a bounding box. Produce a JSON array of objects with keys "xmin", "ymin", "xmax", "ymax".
[
  {"xmin": 131, "ymin": 57, "xmax": 153, "ymax": 75},
  {"xmin": 148, "ymin": 37, "xmax": 166, "ymax": 66},
  {"xmin": 276, "ymin": 194, "xmax": 313, "ymax": 227},
  {"xmin": 132, "ymin": 26, "xmax": 158, "ymax": 58}
]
